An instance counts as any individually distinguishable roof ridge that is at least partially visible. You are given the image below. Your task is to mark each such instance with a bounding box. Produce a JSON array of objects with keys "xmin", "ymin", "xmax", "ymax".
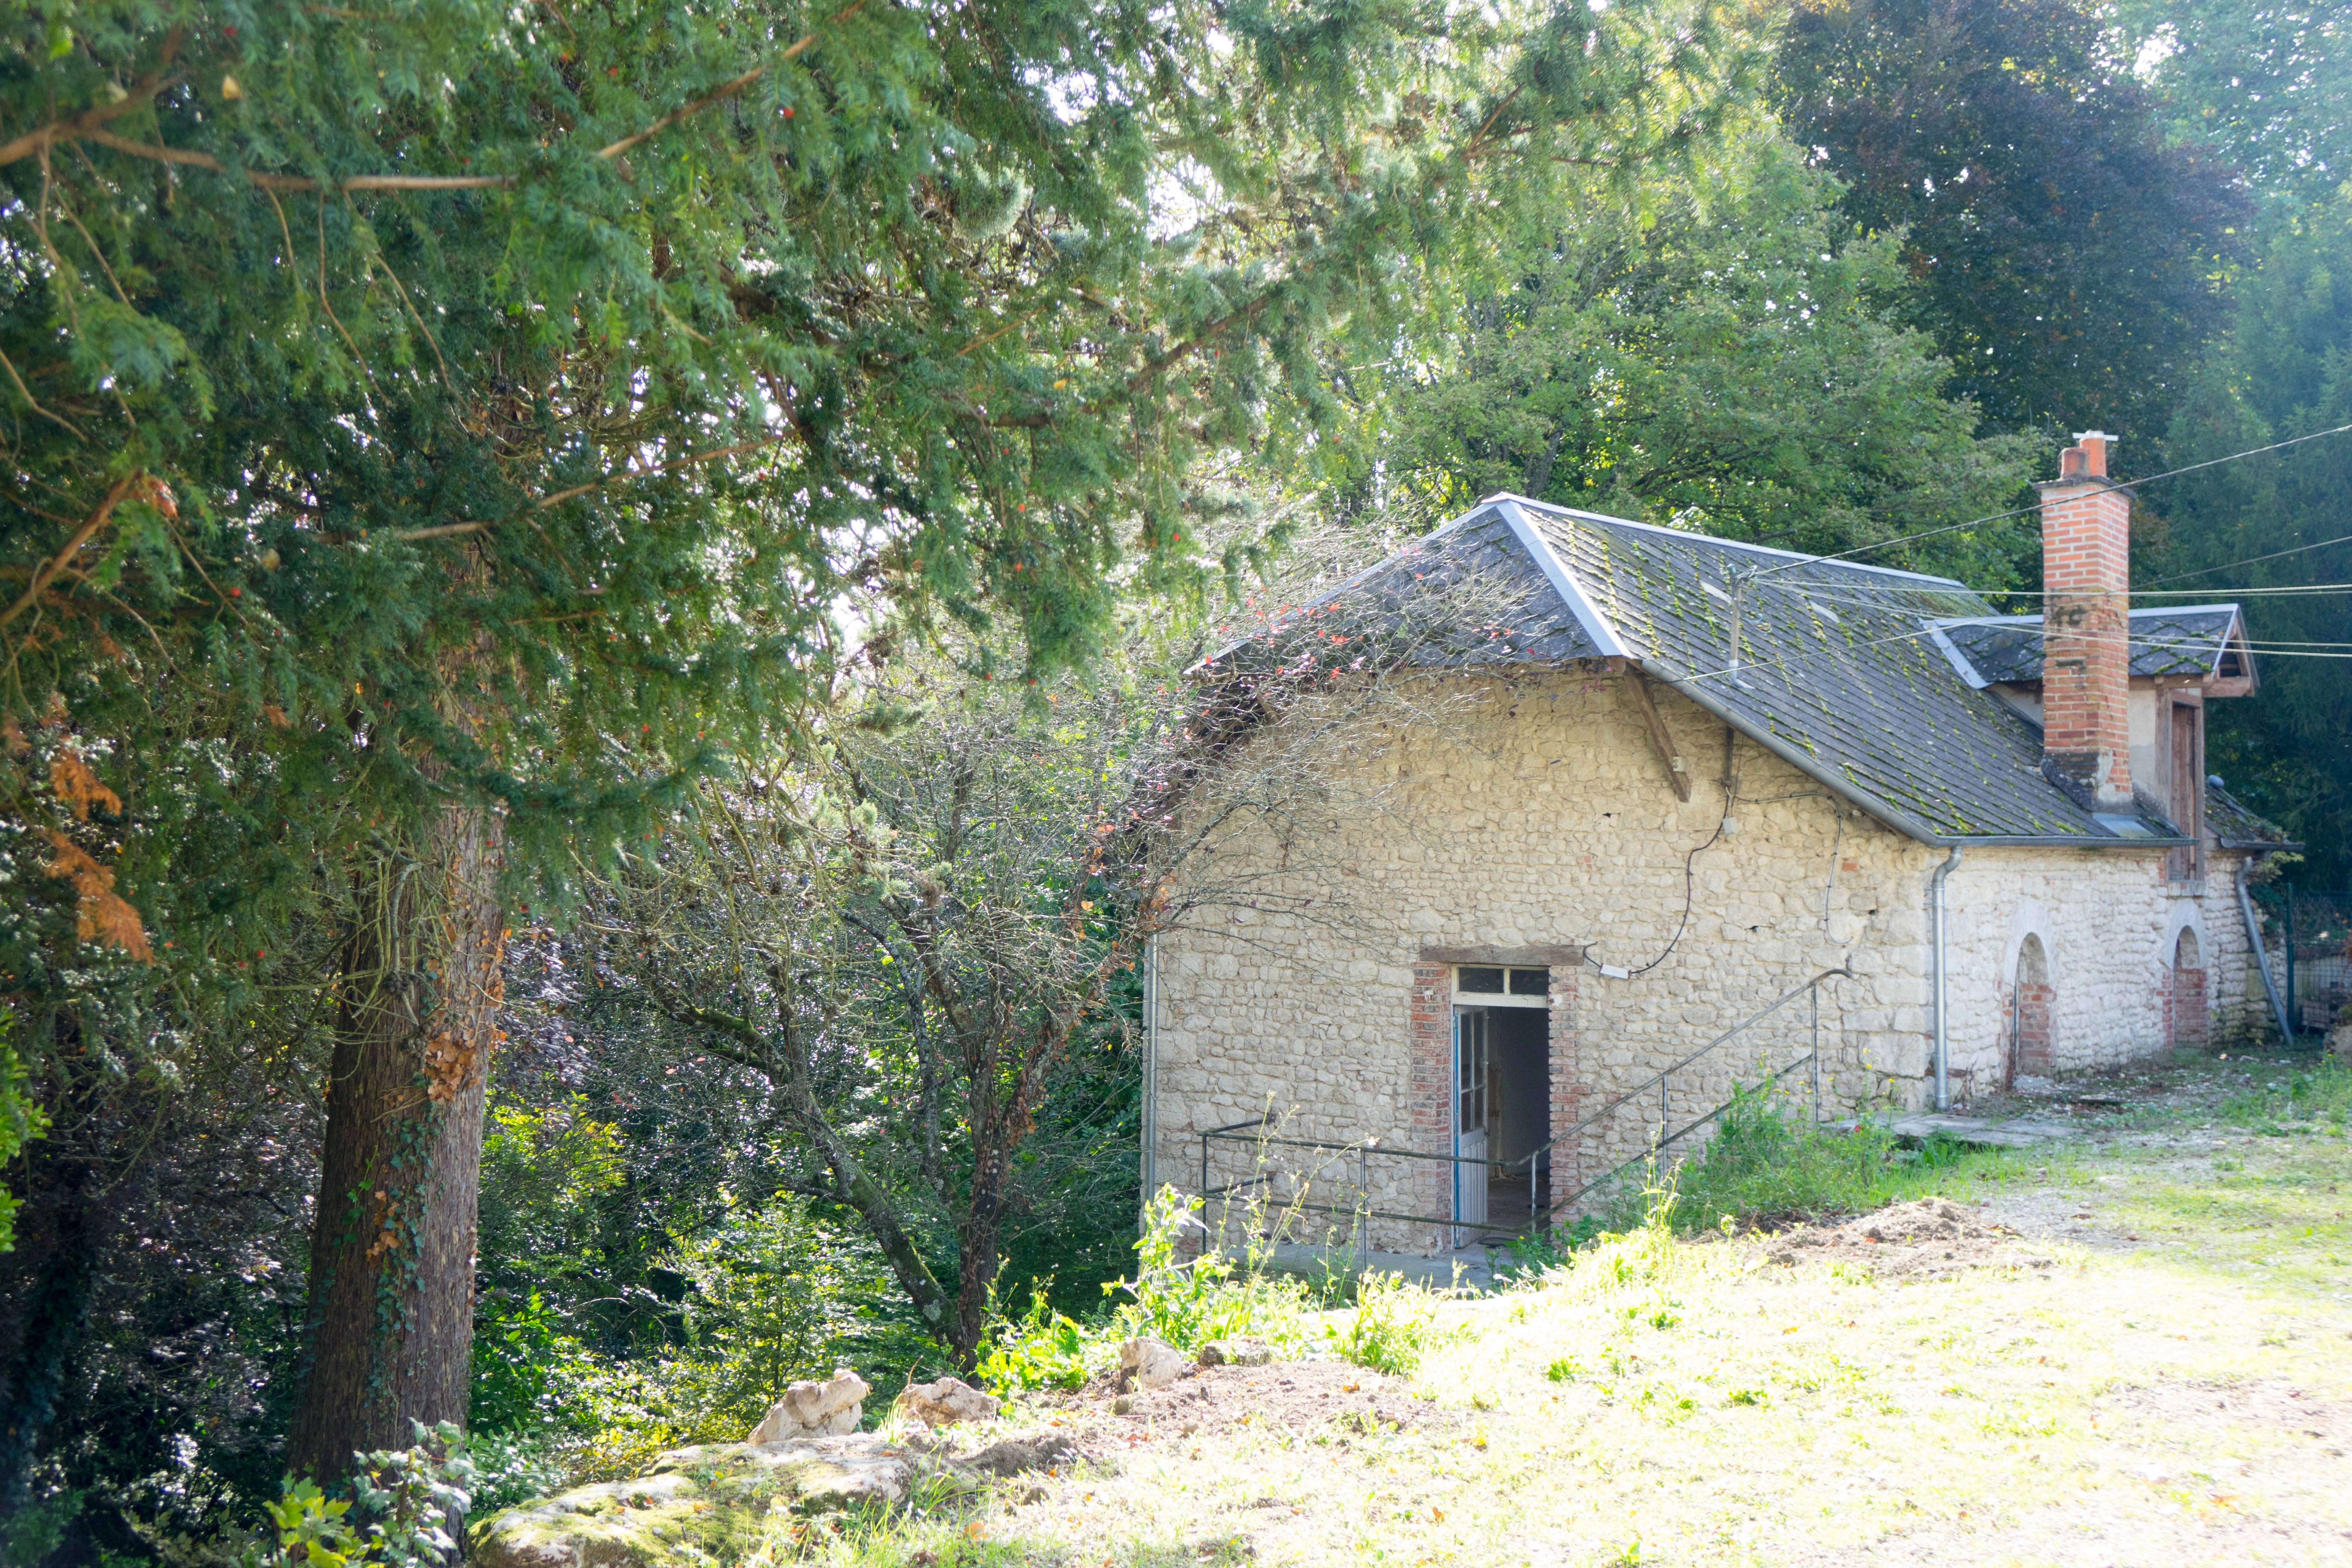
[{"xmin": 1486, "ymin": 492, "xmax": 1977, "ymax": 589}]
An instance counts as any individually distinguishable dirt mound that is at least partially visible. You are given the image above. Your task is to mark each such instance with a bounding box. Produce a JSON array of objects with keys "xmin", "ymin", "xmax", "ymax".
[
  {"xmin": 1764, "ymin": 1197, "xmax": 2055, "ymax": 1279},
  {"xmin": 1027, "ymin": 1358, "xmax": 1446, "ymax": 1454}
]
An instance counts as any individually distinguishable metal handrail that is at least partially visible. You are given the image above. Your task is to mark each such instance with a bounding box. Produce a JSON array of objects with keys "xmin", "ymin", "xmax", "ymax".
[
  {"xmin": 1518, "ymin": 967, "xmax": 1850, "ymax": 1179},
  {"xmin": 1192, "ymin": 966, "xmax": 1851, "ymax": 1250}
]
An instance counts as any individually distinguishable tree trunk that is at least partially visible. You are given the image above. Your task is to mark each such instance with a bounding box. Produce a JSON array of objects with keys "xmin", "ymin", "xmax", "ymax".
[
  {"xmin": 287, "ymin": 805, "xmax": 504, "ymax": 1482},
  {"xmin": 0, "ymin": 1020, "xmax": 104, "ymax": 1515},
  {"xmin": 951, "ymin": 1201, "xmax": 999, "ymax": 1370}
]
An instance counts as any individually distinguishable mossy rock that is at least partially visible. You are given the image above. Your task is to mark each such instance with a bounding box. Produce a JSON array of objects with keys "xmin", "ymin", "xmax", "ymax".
[{"xmin": 471, "ymin": 1435, "xmax": 974, "ymax": 1568}]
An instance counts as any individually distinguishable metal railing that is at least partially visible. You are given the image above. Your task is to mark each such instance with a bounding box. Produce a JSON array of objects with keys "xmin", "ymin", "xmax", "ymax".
[{"xmin": 1195, "ymin": 967, "xmax": 1850, "ymax": 1256}]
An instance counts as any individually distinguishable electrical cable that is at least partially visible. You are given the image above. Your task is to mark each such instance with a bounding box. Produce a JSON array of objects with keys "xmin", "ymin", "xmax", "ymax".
[
  {"xmin": 1611, "ymin": 728, "xmax": 1737, "ymax": 978},
  {"xmin": 1742, "ymin": 420, "xmax": 2352, "ymax": 582},
  {"xmin": 1667, "ymin": 619, "xmax": 2352, "ymax": 690},
  {"xmin": 2142, "ymin": 530, "xmax": 2352, "ymax": 585}
]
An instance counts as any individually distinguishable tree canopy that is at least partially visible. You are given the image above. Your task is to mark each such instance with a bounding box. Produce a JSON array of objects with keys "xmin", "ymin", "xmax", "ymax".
[
  {"xmin": 1773, "ymin": 0, "xmax": 2249, "ymax": 437},
  {"xmin": 1369, "ymin": 124, "xmax": 2038, "ymax": 582}
]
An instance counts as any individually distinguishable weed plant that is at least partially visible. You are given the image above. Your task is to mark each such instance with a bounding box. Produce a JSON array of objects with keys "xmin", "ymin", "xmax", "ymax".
[
  {"xmin": 1606, "ymin": 1085, "xmax": 2009, "ymax": 1234},
  {"xmin": 978, "ymin": 1186, "xmax": 1452, "ymax": 1392},
  {"xmin": 2219, "ymin": 1053, "xmax": 2352, "ymax": 1132}
]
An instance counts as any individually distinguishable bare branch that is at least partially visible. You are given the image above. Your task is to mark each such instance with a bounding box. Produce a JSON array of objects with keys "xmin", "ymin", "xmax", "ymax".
[{"xmin": 3, "ymin": 472, "xmax": 145, "ymax": 631}]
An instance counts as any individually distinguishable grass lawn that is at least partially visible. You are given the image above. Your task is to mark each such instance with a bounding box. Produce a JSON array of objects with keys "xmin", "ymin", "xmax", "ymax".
[{"xmin": 800, "ymin": 1050, "xmax": 2352, "ymax": 1567}]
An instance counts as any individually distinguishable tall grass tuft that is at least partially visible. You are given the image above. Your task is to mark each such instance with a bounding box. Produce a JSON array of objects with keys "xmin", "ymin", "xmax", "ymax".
[{"xmin": 1638, "ymin": 1084, "xmax": 2003, "ymax": 1233}]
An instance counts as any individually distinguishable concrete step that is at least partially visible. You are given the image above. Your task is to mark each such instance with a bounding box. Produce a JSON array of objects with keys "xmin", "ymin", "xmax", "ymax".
[{"xmin": 1822, "ymin": 1113, "xmax": 2082, "ymax": 1148}]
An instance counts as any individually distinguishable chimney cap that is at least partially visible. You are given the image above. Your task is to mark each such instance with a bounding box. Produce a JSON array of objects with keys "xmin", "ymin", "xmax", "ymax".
[{"xmin": 2059, "ymin": 431, "xmax": 2118, "ymax": 480}]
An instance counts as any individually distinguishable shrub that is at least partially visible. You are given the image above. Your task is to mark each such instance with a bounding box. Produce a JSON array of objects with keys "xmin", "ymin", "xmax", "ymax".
[
  {"xmin": 982, "ymin": 1186, "xmax": 1470, "ymax": 1394},
  {"xmin": 464, "ymin": 1432, "xmax": 568, "ymax": 1517},
  {"xmin": 660, "ymin": 1197, "xmax": 933, "ymax": 1441},
  {"xmin": 1323, "ymin": 1271, "xmax": 1446, "ymax": 1376},
  {"xmin": 974, "ymin": 1286, "xmax": 1095, "ymax": 1394},
  {"xmin": 241, "ymin": 1423, "xmax": 472, "ymax": 1568}
]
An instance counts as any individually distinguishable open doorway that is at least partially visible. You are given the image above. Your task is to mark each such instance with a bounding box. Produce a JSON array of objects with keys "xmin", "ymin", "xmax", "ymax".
[{"xmin": 1452, "ymin": 965, "xmax": 1550, "ymax": 1243}]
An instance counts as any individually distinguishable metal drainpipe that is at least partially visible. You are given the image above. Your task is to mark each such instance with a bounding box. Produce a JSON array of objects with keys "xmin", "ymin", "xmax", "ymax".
[
  {"xmin": 1930, "ymin": 846, "xmax": 1965, "ymax": 1112},
  {"xmin": 1140, "ymin": 933, "xmax": 1158, "ymax": 1232},
  {"xmin": 2239, "ymin": 862, "xmax": 2294, "ymax": 1046}
]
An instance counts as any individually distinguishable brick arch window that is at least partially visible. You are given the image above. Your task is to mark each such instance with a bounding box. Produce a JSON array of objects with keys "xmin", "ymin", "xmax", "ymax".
[
  {"xmin": 2008, "ymin": 936, "xmax": 2054, "ymax": 1084},
  {"xmin": 2168, "ymin": 926, "xmax": 2208, "ymax": 1050}
]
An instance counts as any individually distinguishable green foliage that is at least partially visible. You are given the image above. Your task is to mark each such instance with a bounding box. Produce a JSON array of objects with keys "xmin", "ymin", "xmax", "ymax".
[
  {"xmin": 661, "ymin": 1197, "xmax": 930, "ymax": 1442},
  {"xmin": 1376, "ymin": 124, "xmax": 2037, "ymax": 579},
  {"xmin": 980, "ymin": 1188, "xmax": 1317, "ymax": 1393},
  {"xmin": 2110, "ymin": 0, "xmax": 2352, "ymax": 206},
  {"xmin": 461, "ymin": 1433, "xmax": 567, "ymax": 1519},
  {"xmin": 346, "ymin": 1424, "xmax": 476, "ymax": 1568},
  {"xmin": 469, "ymin": 1289, "xmax": 580, "ymax": 1439},
  {"xmin": 1653, "ymin": 1084, "xmax": 2004, "ymax": 1231},
  {"xmin": 974, "ymin": 1287, "xmax": 1097, "ymax": 1395},
  {"xmin": 1102, "ymin": 1190, "xmax": 1296, "ymax": 1355},
  {"xmin": 1774, "ymin": 0, "xmax": 2248, "ymax": 436},
  {"xmin": 0, "ymin": 1007, "xmax": 45, "ymax": 1252},
  {"xmin": 981, "ymin": 1188, "xmax": 1450, "ymax": 1390},
  {"xmin": 239, "ymin": 1424, "xmax": 472, "ymax": 1568},
  {"xmin": 243, "ymin": 1481, "xmax": 368, "ymax": 1568},
  {"xmin": 1324, "ymin": 1272, "xmax": 1444, "ymax": 1377},
  {"xmin": 2146, "ymin": 190, "xmax": 2352, "ymax": 882},
  {"xmin": 467, "ymin": 1177, "xmax": 931, "ymax": 1475}
]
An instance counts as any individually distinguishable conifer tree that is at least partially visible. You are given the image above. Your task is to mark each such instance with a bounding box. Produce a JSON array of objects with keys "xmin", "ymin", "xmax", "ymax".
[{"xmin": 0, "ymin": 0, "xmax": 1749, "ymax": 1479}]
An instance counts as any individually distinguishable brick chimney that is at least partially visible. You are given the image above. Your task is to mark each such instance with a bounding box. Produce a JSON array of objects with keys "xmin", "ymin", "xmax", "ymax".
[{"xmin": 2037, "ymin": 431, "xmax": 2132, "ymax": 809}]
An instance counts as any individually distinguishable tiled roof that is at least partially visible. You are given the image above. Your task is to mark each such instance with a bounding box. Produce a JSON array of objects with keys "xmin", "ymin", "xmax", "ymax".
[
  {"xmin": 2208, "ymin": 782, "xmax": 2301, "ymax": 851},
  {"xmin": 1929, "ymin": 607, "xmax": 2247, "ymax": 686},
  {"xmin": 1237, "ymin": 495, "xmax": 2290, "ymax": 848}
]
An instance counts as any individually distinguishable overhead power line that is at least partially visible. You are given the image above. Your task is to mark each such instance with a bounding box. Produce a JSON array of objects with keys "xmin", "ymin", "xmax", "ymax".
[
  {"xmin": 1746, "ymin": 419, "xmax": 2352, "ymax": 583},
  {"xmin": 2143, "ymin": 529, "xmax": 2352, "ymax": 585}
]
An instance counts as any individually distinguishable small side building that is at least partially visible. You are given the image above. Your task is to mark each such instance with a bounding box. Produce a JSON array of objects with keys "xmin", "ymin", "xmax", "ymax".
[{"xmin": 1145, "ymin": 434, "xmax": 2294, "ymax": 1257}]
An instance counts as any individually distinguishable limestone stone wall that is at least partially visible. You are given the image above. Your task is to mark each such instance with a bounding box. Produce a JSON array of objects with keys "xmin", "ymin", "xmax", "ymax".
[
  {"xmin": 1938, "ymin": 845, "xmax": 2262, "ymax": 1095},
  {"xmin": 1149, "ymin": 671, "xmax": 1932, "ymax": 1253},
  {"xmin": 1146, "ymin": 669, "xmax": 2261, "ymax": 1256}
]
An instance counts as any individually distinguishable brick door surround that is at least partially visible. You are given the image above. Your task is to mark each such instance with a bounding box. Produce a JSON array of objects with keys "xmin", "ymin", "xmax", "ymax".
[{"xmin": 1411, "ymin": 946, "xmax": 1581, "ymax": 1253}]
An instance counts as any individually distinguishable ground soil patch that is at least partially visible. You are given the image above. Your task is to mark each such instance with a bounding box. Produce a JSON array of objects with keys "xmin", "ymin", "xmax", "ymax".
[
  {"xmin": 1014, "ymin": 1358, "xmax": 1448, "ymax": 1458},
  {"xmin": 1763, "ymin": 1195, "xmax": 2056, "ymax": 1279}
]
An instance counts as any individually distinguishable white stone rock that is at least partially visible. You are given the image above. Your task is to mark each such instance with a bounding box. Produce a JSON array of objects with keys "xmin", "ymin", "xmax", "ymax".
[
  {"xmin": 747, "ymin": 1368, "xmax": 868, "ymax": 1444},
  {"xmin": 893, "ymin": 1376, "xmax": 1001, "ymax": 1429},
  {"xmin": 1118, "ymin": 1337, "xmax": 1188, "ymax": 1390}
]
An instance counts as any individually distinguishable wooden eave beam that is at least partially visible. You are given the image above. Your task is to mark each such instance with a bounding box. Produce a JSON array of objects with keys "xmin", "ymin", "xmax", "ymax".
[{"xmin": 1626, "ymin": 668, "xmax": 1692, "ymax": 802}]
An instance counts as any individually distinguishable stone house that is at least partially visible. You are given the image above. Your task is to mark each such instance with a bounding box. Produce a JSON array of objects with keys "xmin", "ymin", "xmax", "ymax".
[{"xmin": 1143, "ymin": 434, "xmax": 2295, "ymax": 1255}]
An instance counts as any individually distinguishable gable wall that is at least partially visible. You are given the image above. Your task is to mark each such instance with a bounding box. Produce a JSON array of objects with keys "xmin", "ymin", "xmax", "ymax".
[{"xmin": 1151, "ymin": 671, "xmax": 1935, "ymax": 1253}]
